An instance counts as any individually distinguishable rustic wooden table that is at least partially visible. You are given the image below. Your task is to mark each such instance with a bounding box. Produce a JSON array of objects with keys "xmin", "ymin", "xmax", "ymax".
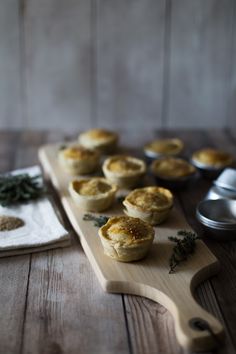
[{"xmin": 0, "ymin": 129, "xmax": 236, "ymax": 354}]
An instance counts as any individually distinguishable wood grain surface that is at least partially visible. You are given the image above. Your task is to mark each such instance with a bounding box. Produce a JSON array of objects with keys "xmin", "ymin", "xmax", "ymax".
[{"xmin": 0, "ymin": 129, "xmax": 236, "ymax": 354}]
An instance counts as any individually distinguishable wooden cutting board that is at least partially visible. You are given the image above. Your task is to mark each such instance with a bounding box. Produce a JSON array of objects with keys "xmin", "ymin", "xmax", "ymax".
[{"xmin": 39, "ymin": 143, "xmax": 224, "ymax": 352}]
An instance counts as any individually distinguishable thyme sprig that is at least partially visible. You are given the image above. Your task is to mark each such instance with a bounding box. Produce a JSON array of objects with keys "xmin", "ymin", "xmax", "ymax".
[
  {"xmin": 0, "ymin": 173, "xmax": 45, "ymax": 207},
  {"xmin": 168, "ymin": 230, "xmax": 200, "ymax": 274},
  {"xmin": 59, "ymin": 144, "xmax": 67, "ymax": 151},
  {"xmin": 83, "ymin": 213, "xmax": 109, "ymax": 227},
  {"xmin": 117, "ymin": 195, "xmax": 125, "ymax": 203}
]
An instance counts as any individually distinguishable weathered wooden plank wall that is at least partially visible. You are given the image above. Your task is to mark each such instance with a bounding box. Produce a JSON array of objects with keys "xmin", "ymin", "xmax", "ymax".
[
  {"xmin": 167, "ymin": 0, "xmax": 234, "ymax": 128},
  {"xmin": 0, "ymin": 0, "xmax": 235, "ymax": 131},
  {"xmin": 0, "ymin": 0, "xmax": 23, "ymax": 128},
  {"xmin": 227, "ymin": 2, "xmax": 236, "ymax": 130},
  {"xmin": 96, "ymin": 0, "xmax": 166, "ymax": 130},
  {"xmin": 24, "ymin": 0, "xmax": 92, "ymax": 130}
]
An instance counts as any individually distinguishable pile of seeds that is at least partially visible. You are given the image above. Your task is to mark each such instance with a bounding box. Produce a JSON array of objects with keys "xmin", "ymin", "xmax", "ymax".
[{"xmin": 0, "ymin": 215, "xmax": 24, "ymax": 231}]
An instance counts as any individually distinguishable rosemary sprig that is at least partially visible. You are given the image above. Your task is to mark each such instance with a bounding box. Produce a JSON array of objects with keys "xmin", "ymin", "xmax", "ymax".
[
  {"xmin": 83, "ymin": 213, "xmax": 109, "ymax": 227},
  {"xmin": 0, "ymin": 173, "xmax": 45, "ymax": 207},
  {"xmin": 168, "ymin": 230, "xmax": 200, "ymax": 274}
]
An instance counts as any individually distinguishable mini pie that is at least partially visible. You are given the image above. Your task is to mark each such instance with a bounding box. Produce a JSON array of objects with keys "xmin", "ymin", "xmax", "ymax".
[
  {"xmin": 78, "ymin": 128, "xmax": 119, "ymax": 153},
  {"xmin": 144, "ymin": 138, "xmax": 184, "ymax": 158},
  {"xmin": 151, "ymin": 157, "xmax": 196, "ymax": 180},
  {"xmin": 98, "ymin": 216, "xmax": 155, "ymax": 262},
  {"xmin": 102, "ymin": 155, "xmax": 147, "ymax": 189},
  {"xmin": 123, "ymin": 186, "xmax": 173, "ymax": 225},
  {"xmin": 192, "ymin": 148, "xmax": 234, "ymax": 168},
  {"xmin": 69, "ymin": 177, "xmax": 118, "ymax": 212},
  {"xmin": 58, "ymin": 145, "xmax": 100, "ymax": 175}
]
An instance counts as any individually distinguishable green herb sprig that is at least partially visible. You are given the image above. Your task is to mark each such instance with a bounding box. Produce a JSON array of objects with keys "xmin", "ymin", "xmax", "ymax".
[
  {"xmin": 168, "ymin": 230, "xmax": 200, "ymax": 274},
  {"xmin": 0, "ymin": 173, "xmax": 45, "ymax": 207},
  {"xmin": 117, "ymin": 195, "xmax": 125, "ymax": 203},
  {"xmin": 59, "ymin": 144, "xmax": 67, "ymax": 151},
  {"xmin": 83, "ymin": 213, "xmax": 109, "ymax": 227}
]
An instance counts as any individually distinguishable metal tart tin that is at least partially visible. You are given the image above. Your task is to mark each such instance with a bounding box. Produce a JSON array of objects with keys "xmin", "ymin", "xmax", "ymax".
[
  {"xmin": 190, "ymin": 158, "xmax": 227, "ymax": 179},
  {"xmin": 143, "ymin": 150, "xmax": 163, "ymax": 165},
  {"xmin": 214, "ymin": 168, "xmax": 236, "ymax": 191},
  {"xmin": 196, "ymin": 199, "xmax": 236, "ymax": 241},
  {"xmin": 205, "ymin": 185, "xmax": 236, "ymax": 200},
  {"xmin": 204, "ymin": 168, "xmax": 236, "ymax": 200},
  {"xmin": 152, "ymin": 173, "xmax": 197, "ymax": 190},
  {"xmin": 150, "ymin": 157, "xmax": 197, "ymax": 190},
  {"xmin": 143, "ymin": 138, "xmax": 184, "ymax": 164}
]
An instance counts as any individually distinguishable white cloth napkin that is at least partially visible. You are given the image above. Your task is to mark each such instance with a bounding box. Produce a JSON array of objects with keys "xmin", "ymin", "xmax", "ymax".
[{"xmin": 0, "ymin": 166, "xmax": 71, "ymax": 257}]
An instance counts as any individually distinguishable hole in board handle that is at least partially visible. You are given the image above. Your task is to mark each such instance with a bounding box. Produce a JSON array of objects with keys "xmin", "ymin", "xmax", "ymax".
[
  {"xmin": 189, "ymin": 317, "xmax": 223, "ymax": 347},
  {"xmin": 189, "ymin": 318, "xmax": 209, "ymax": 331}
]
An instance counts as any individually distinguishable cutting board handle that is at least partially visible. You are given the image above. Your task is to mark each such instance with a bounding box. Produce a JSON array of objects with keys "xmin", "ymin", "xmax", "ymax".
[
  {"xmin": 168, "ymin": 288, "xmax": 224, "ymax": 352},
  {"xmin": 106, "ymin": 279, "xmax": 224, "ymax": 352}
]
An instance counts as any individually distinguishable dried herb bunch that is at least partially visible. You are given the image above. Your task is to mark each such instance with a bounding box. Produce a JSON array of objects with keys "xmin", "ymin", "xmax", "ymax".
[
  {"xmin": 0, "ymin": 174, "xmax": 44, "ymax": 206},
  {"xmin": 169, "ymin": 230, "xmax": 200, "ymax": 274},
  {"xmin": 83, "ymin": 213, "xmax": 109, "ymax": 227}
]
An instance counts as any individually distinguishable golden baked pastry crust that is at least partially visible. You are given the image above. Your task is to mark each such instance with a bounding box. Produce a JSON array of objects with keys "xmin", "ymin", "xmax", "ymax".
[
  {"xmin": 59, "ymin": 145, "xmax": 99, "ymax": 175},
  {"xmin": 151, "ymin": 157, "xmax": 196, "ymax": 179},
  {"xmin": 98, "ymin": 216, "xmax": 155, "ymax": 262},
  {"xmin": 69, "ymin": 177, "xmax": 117, "ymax": 212},
  {"xmin": 102, "ymin": 155, "xmax": 146, "ymax": 189},
  {"xmin": 144, "ymin": 138, "xmax": 184, "ymax": 157},
  {"xmin": 78, "ymin": 129, "xmax": 118, "ymax": 153},
  {"xmin": 123, "ymin": 186, "xmax": 173, "ymax": 225},
  {"xmin": 192, "ymin": 148, "xmax": 234, "ymax": 168}
]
